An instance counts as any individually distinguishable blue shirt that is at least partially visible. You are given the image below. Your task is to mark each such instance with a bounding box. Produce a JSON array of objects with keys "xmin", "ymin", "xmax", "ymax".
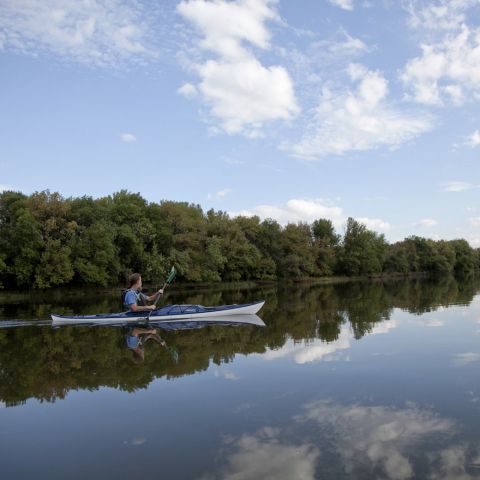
[
  {"xmin": 124, "ymin": 289, "xmax": 138, "ymax": 307},
  {"xmin": 126, "ymin": 334, "xmax": 140, "ymax": 349}
]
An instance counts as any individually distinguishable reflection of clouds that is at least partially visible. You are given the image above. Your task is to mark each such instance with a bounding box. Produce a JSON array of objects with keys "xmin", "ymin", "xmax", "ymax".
[
  {"xmin": 205, "ymin": 398, "xmax": 480, "ymax": 480},
  {"xmin": 428, "ymin": 445, "xmax": 480, "ymax": 480},
  {"xmin": 214, "ymin": 369, "xmax": 239, "ymax": 381},
  {"xmin": 298, "ymin": 400, "xmax": 454, "ymax": 480},
  {"xmin": 452, "ymin": 353, "xmax": 480, "ymax": 366},
  {"xmin": 420, "ymin": 319, "xmax": 444, "ymax": 327},
  {"xmin": 263, "ymin": 326, "xmax": 351, "ymax": 364},
  {"xmin": 123, "ymin": 437, "xmax": 146, "ymax": 446},
  {"xmin": 371, "ymin": 319, "xmax": 397, "ymax": 334},
  {"xmin": 200, "ymin": 427, "xmax": 319, "ymax": 480}
]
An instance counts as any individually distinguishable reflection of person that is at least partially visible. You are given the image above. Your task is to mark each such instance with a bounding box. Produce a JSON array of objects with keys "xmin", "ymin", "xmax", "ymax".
[
  {"xmin": 124, "ymin": 273, "xmax": 163, "ymax": 312},
  {"xmin": 126, "ymin": 327, "xmax": 166, "ymax": 364}
]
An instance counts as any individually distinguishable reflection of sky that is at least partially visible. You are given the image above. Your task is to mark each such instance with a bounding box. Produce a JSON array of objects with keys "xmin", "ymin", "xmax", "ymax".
[
  {"xmin": 202, "ymin": 399, "xmax": 480, "ymax": 480},
  {"xmin": 452, "ymin": 353, "xmax": 480, "ymax": 366},
  {"xmin": 199, "ymin": 427, "xmax": 319, "ymax": 480},
  {"xmin": 262, "ymin": 318, "xmax": 399, "ymax": 364},
  {"xmin": 298, "ymin": 400, "xmax": 454, "ymax": 480},
  {"xmin": 262, "ymin": 325, "xmax": 352, "ymax": 364}
]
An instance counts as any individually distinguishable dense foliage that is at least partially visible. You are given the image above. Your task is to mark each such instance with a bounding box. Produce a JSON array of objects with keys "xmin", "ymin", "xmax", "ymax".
[{"xmin": 0, "ymin": 190, "xmax": 479, "ymax": 289}]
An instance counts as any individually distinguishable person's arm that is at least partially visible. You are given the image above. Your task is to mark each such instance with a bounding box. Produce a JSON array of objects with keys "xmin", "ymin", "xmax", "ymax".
[
  {"xmin": 129, "ymin": 303, "xmax": 156, "ymax": 312},
  {"xmin": 146, "ymin": 289, "xmax": 164, "ymax": 302}
]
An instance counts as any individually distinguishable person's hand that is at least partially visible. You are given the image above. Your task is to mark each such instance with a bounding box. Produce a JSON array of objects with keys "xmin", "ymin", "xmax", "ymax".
[
  {"xmin": 158, "ymin": 288, "xmax": 164, "ymax": 295},
  {"xmin": 149, "ymin": 305, "xmax": 156, "ymax": 311}
]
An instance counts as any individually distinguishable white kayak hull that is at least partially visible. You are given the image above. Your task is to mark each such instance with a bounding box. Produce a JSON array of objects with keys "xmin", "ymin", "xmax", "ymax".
[{"xmin": 51, "ymin": 300, "xmax": 265, "ymax": 325}]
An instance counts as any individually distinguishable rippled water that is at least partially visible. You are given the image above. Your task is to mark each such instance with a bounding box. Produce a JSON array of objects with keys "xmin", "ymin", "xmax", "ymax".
[{"xmin": 1, "ymin": 277, "xmax": 480, "ymax": 479}]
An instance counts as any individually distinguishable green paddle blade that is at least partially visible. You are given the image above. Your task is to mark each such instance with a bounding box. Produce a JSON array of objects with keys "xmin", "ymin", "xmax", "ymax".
[{"xmin": 165, "ymin": 266, "xmax": 176, "ymax": 284}]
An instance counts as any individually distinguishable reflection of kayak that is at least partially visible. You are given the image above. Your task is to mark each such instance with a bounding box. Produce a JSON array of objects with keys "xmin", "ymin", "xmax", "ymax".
[{"xmin": 51, "ymin": 300, "xmax": 265, "ymax": 325}]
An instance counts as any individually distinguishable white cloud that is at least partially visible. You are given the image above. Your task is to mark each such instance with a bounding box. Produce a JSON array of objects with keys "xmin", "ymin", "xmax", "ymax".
[
  {"xmin": 441, "ymin": 181, "xmax": 474, "ymax": 192},
  {"xmin": 402, "ymin": 1, "xmax": 480, "ymax": 106},
  {"xmin": 406, "ymin": 1, "xmax": 473, "ymax": 32},
  {"xmin": 230, "ymin": 197, "xmax": 392, "ymax": 233},
  {"xmin": 231, "ymin": 198, "xmax": 345, "ymax": 226},
  {"xmin": 328, "ymin": 32, "xmax": 367, "ymax": 53},
  {"xmin": 121, "ymin": 133, "xmax": 136, "ymax": 142},
  {"xmin": 356, "ymin": 217, "xmax": 391, "ymax": 232},
  {"xmin": 0, "ymin": 185, "xmax": 14, "ymax": 192},
  {"xmin": 467, "ymin": 236, "xmax": 480, "ymax": 248},
  {"xmin": 0, "ymin": 0, "xmax": 156, "ymax": 68},
  {"xmin": 328, "ymin": 0, "xmax": 354, "ymax": 11},
  {"xmin": 177, "ymin": 0, "xmax": 299, "ymax": 137},
  {"xmin": 466, "ymin": 130, "xmax": 480, "ymax": 148},
  {"xmin": 415, "ymin": 219, "xmax": 438, "ymax": 228},
  {"xmin": 177, "ymin": 82, "xmax": 198, "ymax": 99},
  {"xmin": 208, "ymin": 188, "xmax": 231, "ymax": 200},
  {"xmin": 469, "ymin": 217, "xmax": 480, "ymax": 227},
  {"xmin": 287, "ymin": 64, "xmax": 433, "ymax": 159}
]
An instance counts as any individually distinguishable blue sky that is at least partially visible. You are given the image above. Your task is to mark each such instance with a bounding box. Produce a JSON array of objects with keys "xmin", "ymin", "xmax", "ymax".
[{"xmin": 0, "ymin": 0, "xmax": 479, "ymax": 245}]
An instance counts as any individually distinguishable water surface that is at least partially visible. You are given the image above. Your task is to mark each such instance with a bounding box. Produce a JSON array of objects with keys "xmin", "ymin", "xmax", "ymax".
[{"xmin": 1, "ymin": 277, "xmax": 480, "ymax": 479}]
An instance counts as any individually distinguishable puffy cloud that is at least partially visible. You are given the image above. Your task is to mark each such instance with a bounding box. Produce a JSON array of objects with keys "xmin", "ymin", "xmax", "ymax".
[
  {"xmin": 287, "ymin": 64, "xmax": 432, "ymax": 159},
  {"xmin": 469, "ymin": 217, "xmax": 480, "ymax": 227},
  {"xmin": 177, "ymin": 0, "xmax": 298, "ymax": 137},
  {"xmin": 356, "ymin": 217, "xmax": 391, "ymax": 232},
  {"xmin": 120, "ymin": 133, "xmax": 136, "ymax": 142},
  {"xmin": 466, "ymin": 130, "xmax": 480, "ymax": 148},
  {"xmin": 230, "ymin": 198, "xmax": 345, "ymax": 227},
  {"xmin": 0, "ymin": 0, "xmax": 156, "ymax": 67},
  {"xmin": 328, "ymin": 0, "xmax": 354, "ymax": 11},
  {"xmin": 415, "ymin": 218, "xmax": 438, "ymax": 228},
  {"xmin": 402, "ymin": 1, "xmax": 480, "ymax": 106},
  {"xmin": 230, "ymin": 198, "xmax": 392, "ymax": 234},
  {"xmin": 177, "ymin": 83, "xmax": 198, "ymax": 99}
]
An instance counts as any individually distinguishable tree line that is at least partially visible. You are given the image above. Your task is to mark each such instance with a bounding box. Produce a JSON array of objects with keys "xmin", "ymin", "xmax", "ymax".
[{"xmin": 0, "ymin": 189, "xmax": 478, "ymax": 289}]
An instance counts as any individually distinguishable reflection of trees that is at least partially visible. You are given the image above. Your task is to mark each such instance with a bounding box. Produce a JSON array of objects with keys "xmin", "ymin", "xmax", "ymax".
[{"xmin": 0, "ymin": 276, "xmax": 479, "ymax": 406}]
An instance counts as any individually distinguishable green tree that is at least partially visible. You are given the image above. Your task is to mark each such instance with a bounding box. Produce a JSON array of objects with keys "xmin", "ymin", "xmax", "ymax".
[{"xmin": 339, "ymin": 218, "xmax": 388, "ymax": 276}]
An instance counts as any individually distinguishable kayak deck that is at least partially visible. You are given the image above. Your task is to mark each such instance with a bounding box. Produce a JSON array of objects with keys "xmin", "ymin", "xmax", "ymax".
[{"xmin": 51, "ymin": 300, "xmax": 265, "ymax": 324}]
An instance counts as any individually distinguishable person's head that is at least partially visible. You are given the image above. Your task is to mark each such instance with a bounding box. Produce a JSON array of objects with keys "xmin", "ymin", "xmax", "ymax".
[{"xmin": 128, "ymin": 273, "xmax": 142, "ymax": 290}]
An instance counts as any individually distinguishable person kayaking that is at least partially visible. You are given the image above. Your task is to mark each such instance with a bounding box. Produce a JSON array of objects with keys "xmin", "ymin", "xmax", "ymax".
[{"xmin": 123, "ymin": 273, "xmax": 164, "ymax": 312}]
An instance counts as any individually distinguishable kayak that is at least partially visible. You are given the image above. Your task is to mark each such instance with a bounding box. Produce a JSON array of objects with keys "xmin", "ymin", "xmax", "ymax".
[
  {"xmin": 50, "ymin": 313, "xmax": 265, "ymax": 328},
  {"xmin": 51, "ymin": 300, "xmax": 265, "ymax": 325}
]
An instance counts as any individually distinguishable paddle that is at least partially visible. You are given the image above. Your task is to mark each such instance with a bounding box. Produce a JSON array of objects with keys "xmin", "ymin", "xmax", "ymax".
[{"xmin": 153, "ymin": 266, "xmax": 176, "ymax": 307}]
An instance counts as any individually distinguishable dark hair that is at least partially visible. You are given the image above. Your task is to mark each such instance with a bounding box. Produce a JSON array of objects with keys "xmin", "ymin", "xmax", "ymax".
[{"xmin": 127, "ymin": 273, "xmax": 141, "ymax": 288}]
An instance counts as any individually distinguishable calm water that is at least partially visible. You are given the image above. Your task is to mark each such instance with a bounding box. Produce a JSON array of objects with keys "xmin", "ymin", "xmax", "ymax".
[{"xmin": 1, "ymin": 277, "xmax": 480, "ymax": 480}]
